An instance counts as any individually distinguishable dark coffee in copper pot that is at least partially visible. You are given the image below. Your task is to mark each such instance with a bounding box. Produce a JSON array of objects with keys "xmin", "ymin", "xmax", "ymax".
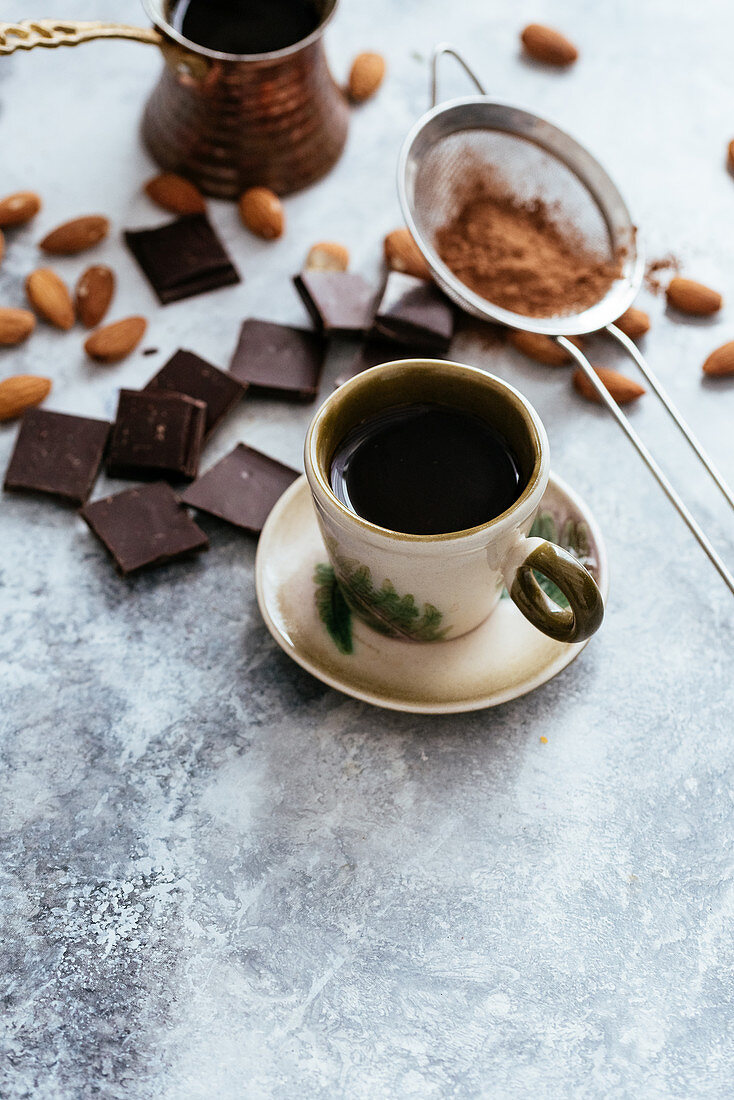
[
  {"xmin": 169, "ymin": 0, "xmax": 322, "ymax": 54},
  {"xmin": 330, "ymin": 404, "xmax": 522, "ymax": 536}
]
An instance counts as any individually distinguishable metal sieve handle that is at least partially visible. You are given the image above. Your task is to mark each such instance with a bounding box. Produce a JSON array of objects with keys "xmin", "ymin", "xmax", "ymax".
[
  {"xmin": 430, "ymin": 43, "xmax": 486, "ymax": 107},
  {"xmin": 607, "ymin": 323, "xmax": 734, "ymax": 513},
  {"xmin": 558, "ymin": 338, "xmax": 734, "ymax": 596}
]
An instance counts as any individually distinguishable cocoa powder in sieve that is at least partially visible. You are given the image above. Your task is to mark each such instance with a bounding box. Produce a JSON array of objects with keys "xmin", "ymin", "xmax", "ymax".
[{"xmin": 435, "ymin": 185, "xmax": 622, "ymax": 318}]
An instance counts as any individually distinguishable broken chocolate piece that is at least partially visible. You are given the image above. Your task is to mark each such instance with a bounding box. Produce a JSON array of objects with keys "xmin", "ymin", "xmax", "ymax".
[
  {"xmin": 293, "ymin": 271, "xmax": 375, "ymax": 335},
  {"xmin": 334, "ymin": 339, "xmax": 448, "ymax": 388},
  {"xmin": 144, "ymin": 349, "xmax": 247, "ymax": 436},
  {"xmin": 124, "ymin": 214, "xmax": 240, "ymax": 305},
  {"xmin": 3, "ymin": 408, "xmax": 110, "ymax": 505},
  {"xmin": 107, "ymin": 389, "xmax": 206, "ymax": 480},
  {"xmin": 81, "ymin": 481, "xmax": 208, "ymax": 575},
  {"xmin": 228, "ymin": 319, "xmax": 326, "ymax": 400},
  {"xmin": 372, "ymin": 271, "xmax": 454, "ymax": 352},
  {"xmin": 181, "ymin": 443, "xmax": 298, "ymax": 532}
]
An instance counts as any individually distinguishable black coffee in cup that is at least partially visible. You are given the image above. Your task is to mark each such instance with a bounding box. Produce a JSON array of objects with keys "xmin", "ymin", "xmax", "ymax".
[
  {"xmin": 329, "ymin": 403, "xmax": 522, "ymax": 535},
  {"xmin": 169, "ymin": 0, "xmax": 322, "ymax": 54}
]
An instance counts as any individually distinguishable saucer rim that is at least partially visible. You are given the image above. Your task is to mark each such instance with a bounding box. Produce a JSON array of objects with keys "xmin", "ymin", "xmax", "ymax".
[{"xmin": 255, "ymin": 473, "xmax": 609, "ymax": 714}]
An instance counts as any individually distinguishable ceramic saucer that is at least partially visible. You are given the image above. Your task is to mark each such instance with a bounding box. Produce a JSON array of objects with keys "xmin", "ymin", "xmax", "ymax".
[{"xmin": 255, "ymin": 474, "xmax": 608, "ymax": 714}]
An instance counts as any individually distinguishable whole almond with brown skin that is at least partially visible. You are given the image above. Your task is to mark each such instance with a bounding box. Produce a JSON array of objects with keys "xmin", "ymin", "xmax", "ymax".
[
  {"xmin": 305, "ymin": 242, "xmax": 350, "ymax": 272},
  {"xmin": 0, "ymin": 374, "xmax": 51, "ymax": 421},
  {"xmin": 40, "ymin": 215, "xmax": 109, "ymax": 255},
  {"xmin": 702, "ymin": 341, "xmax": 734, "ymax": 376},
  {"xmin": 0, "ymin": 191, "xmax": 42, "ymax": 228},
  {"xmin": 666, "ymin": 277, "xmax": 722, "ymax": 315},
  {"xmin": 26, "ymin": 268, "xmax": 75, "ymax": 331},
  {"xmin": 383, "ymin": 228, "xmax": 431, "ymax": 280},
  {"xmin": 521, "ymin": 24, "xmax": 578, "ymax": 66},
  {"xmin": 84, "ymin": 316, "xmax": 147, "ymax": 363},
  {"xmin": 75, "ymin": 265, "xmax": 115, "ymax": 328},
  {"xmin": 238, "ymin": 188, "xmax": 284, "ymax": 240},
  {"xmin": 348, "ymin": 52, "xmax": 386, "ymax": 102},
  {"xmin": 144, "ymin": 173, "xmax": 206, "ymax": 215},
  {"xmin": 727, "ymin": 139, "xmax": 734, "ymax": 174},
  {"xmin": 573, "ymin": 366, "xmax": 645, "ymax": 405},
  {"xmin": 509, "ymin": 331, "xmax": 583, "ymax": 366},
  {"xmin": 614, "ymin": 306, "xmax": 651, "ymax": 339},
  {"xmin": 0, "ymin": 308, "xmax": 36, "ymax": 346}
]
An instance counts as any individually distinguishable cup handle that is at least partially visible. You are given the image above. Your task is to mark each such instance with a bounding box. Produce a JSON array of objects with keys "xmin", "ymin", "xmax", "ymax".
[{"xmin": 503, "ymin": 536, "xmax": 604, "ymax": 643}]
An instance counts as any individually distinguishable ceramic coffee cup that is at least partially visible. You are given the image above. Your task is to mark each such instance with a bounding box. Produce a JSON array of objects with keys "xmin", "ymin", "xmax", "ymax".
[{"xmin": 304, "ymin": 359, "xmax": 604, "ymax": 644}]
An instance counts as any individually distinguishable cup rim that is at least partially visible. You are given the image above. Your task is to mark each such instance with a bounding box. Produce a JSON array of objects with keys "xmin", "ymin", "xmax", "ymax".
[
  {"xmin": 305, "ymin": 358, "xmax": 549, "ymax": 544},
  {"xmin": 142, "ymin": 0, "xmax": 338, "ymax": 63}
]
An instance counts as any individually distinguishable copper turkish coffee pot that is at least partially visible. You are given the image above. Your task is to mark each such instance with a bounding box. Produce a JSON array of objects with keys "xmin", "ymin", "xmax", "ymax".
[{"xmin": 0, "ymin": 0, "xmax": 349, "ymax": 198}]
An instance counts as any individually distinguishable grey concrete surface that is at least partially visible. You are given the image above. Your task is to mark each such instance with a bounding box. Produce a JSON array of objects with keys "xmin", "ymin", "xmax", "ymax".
[{"xmin": 1, "ymin": 1, "xmax": 733, "ymax": 1097}]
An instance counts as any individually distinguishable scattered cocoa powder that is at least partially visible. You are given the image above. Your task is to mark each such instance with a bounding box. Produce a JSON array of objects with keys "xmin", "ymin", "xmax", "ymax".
[
  {"xmin": 644, "ymin": 253, "xmax": 681, "ymax": 295},
  {"xmin": 435, "ymin": 183, "xmax": 622, "ymax": 318}
]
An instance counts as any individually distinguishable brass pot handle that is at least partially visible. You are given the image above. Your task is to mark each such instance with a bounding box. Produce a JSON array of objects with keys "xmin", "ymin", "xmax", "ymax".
[{"xmin": 0, "ymin": 19, "xmax": 162, "ymax": 55}]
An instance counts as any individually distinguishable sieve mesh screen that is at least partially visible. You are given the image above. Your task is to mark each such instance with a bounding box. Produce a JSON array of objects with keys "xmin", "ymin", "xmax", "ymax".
[
  {"xmin": 414, "ymin": 130, "xmax": 614, "ymax": 263},
  {"xmin": 401, "ymin": 105, "xmax": 640, "ymax": 332}
]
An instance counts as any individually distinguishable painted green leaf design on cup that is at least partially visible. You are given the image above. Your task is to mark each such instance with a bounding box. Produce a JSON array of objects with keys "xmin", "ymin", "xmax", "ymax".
[
  {"xmin": 314, "ymin": 559, "xmax": 447, "ymax": 649},
  {"xmin": 314, "ymin": 564, "xmax": 353, "ymax": 654}
]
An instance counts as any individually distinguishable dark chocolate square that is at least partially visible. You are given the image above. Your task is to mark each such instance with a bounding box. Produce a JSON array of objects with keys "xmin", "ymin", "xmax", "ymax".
[
  {"xmin": 334, "ymin": 339, "xmax": 447, "ymax": 388},
  {"xmin": 124, "ymin": 214, "xmax": 240, "ymax": 305},
  {"xmin": 107, "ymin": 389, "xmax": 206, "ymax": 481},
  {"xmin": 293, "ymin": 271, "xmax": 376, "ymax": 335},
  {"xmin": 4, "ymin": 409, "xmax": 110, "ymax": 505},
  {"xmin": 81, "ymin": 481, "xmax": 208, "ymax": 575},
  {"xmin": 144, "ymin": 349, "xmax": 247, "ymax": 436},
  {"xmin": 181, "ymin": 443, "xmax": 298, "ymax": 532},
  {"xmin": 372, "ymin": 272, "xmax": 455, "ymax": 352},
  {"xmin": 228, "ymin": 319, "xmax": 326, "ymax": 400}
]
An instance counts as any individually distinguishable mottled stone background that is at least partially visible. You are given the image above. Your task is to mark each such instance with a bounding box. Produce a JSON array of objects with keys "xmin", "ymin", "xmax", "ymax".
[{"xmin": 1, "ymin": 1, "xmax": 733, "ymax": 1097}]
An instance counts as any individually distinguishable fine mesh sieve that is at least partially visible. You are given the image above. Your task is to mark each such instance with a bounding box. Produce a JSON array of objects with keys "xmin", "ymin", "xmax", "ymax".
[{"xmin": 398, "ymin": 45, "xmax": 734, "ymax": 595}]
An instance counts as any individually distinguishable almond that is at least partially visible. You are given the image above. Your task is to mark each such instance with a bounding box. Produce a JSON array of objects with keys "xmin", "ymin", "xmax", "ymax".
[
  {"xmin": 26, "ymin": 268, "xmax": 75, "ymax": 331},
  {"xmin": 702, "ymin": 341, "xmax": 734, "ymax": 377},
  {"xmin": 727, "ymin": 139, "xmax": 734, "ymax": 174},
  {"xmin": 573, "ymin": 366, "xmax": 645, "ymax": 405},
  {"xmin": 84, "ymin": 316, "xmax": 147, "ymax": 363},
  {"xmin": 509, "ymin": 331, "xmax": 583, "ymax": 366},
  {"xmin": 0, "ymin": 190, "xmax": 42, "ymax": 228},
  {"xmin": 238, "ymin": 187, "xmax": 284, "ymax": 240},
  {"xmin": 614, "ymin": 306, "xmax": 650, "ymax": 339},
  {"xmin": 383, "ymin": 228, "xmax": 431, "ymax": 280},
  {"xmin": 0, "ymin": 374, "xmax": 52, "ymax": 421},
  {"xmin": 348, "ymin": 52, "xmax": 386, "ymax": 102},
  {"xmin": 0, "ymin": 308, "xmax": 36, "ymax": 346},
  {"xmin": 75, "ymin": 265, "xmax": 115, "ymax": 328},
  {"xmin": 666, "ymin": 277, "xmax": 722, "ymax": 316},
  {"xmin": 40, "ymin": 215, "xmax": 109, "ymax": 255},
  {"xmin": 521, "ymin": 24, "xmax": 578, "ymax": 66},
  {"xmin": 305, "ymin": 241, "xmax": 350, "ymax": 272},
  {"xmin": 144, "ymin": 173, "xmax": 206, "ymax": 215}
]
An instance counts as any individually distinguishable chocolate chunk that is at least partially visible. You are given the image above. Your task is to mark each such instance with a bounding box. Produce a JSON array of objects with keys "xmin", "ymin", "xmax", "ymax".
[
  {"xmin": 334, "ymin": 339, "xmax": 448, "ymax": 388},
  {"xmin": 107, "ymin": 389, "xmax": 206, "ymax": 480},
  {"xmin": 124, "ymin": 214, "xmax": 240, "ymax": 305},
  {"xmin": 372, "ymin": 271, "xmax": 455, "ymax": 352},
  {"xmin": 293, "ymin": 271, "xmax": 375, "ymax": 335},
  {"xmin": 181, "ymin": 443, "xmax": 298, "ymax": 532},
  {"xmin": 228, "ymin": 319, "xmax": 326, "ymax": 400},
  {"xmin": 144, "ymin": 349, "xmax": 247, "ymax": 436},
  {"xmin": 4, "ymin": 409, "xmax": 110, "ymax": 505},
  {"xmin": 81, "ymin": 481, "xmax": 208, "ymax": 575}
]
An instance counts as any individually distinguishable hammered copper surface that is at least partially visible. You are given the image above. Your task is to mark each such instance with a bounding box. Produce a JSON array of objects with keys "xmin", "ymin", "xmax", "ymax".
[{"xmin": 142, "ymin": 35, "xmax": 349, "ymax": 197}]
